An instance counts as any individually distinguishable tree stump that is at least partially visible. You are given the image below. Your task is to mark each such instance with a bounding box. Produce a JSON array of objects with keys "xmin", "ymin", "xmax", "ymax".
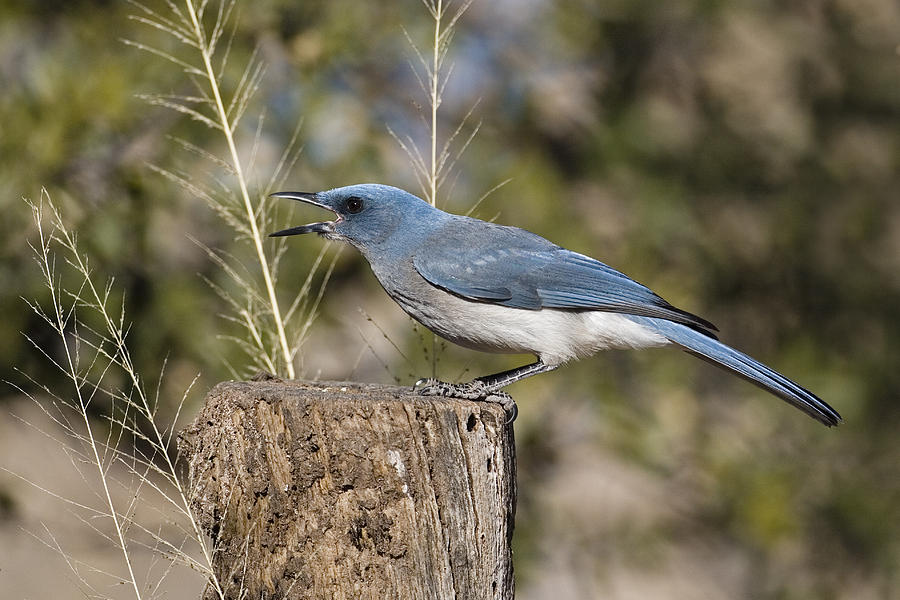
[{"xmin": 180, "ymin": 379, "xmax": 516, "ymax": 600}]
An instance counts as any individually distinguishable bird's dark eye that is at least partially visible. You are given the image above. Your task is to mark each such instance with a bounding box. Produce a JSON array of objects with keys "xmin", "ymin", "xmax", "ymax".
[{"xmin": 346, "ymin": 196, "xmax": 364, "ymax": 214}]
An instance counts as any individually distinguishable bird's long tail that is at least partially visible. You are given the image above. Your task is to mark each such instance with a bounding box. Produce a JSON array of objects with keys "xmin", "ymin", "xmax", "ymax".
[{"xmin": 629, "ymin": 317, "xmax": 841, "ymax": 426}]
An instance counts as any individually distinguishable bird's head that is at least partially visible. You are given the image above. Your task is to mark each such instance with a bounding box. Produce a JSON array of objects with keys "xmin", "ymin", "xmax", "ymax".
[{"xmin": 269, "ymin": 184, "xmax": 436, "ymax": 249}]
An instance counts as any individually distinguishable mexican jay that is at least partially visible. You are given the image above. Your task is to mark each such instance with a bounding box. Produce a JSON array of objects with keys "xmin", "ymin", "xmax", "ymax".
[{"xmin": 270, "ymin": 184, "xmax": 840, "ymax": 426}]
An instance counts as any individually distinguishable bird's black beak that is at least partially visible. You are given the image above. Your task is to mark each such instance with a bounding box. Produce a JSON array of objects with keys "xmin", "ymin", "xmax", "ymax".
[{"xmin": 268, "ymin": 192, "xmax": 338, "ymax": 237}]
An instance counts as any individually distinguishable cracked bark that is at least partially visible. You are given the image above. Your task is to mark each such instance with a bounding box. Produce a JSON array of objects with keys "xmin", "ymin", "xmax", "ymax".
[{"xmin": 179, "ymin": 379, "xmax": 516, "ymax": 600}]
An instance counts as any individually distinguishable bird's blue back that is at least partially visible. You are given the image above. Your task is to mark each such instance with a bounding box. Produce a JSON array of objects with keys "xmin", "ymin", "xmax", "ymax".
[{"xmin": 410, "ymin": 215, "xmax": 717, "ymax": 335}]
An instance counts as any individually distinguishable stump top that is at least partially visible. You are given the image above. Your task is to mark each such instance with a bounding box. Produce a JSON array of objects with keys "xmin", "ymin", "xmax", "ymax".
[{"xmin": 194, "ymin": 378, "xmax": 511, "ymax": 427}]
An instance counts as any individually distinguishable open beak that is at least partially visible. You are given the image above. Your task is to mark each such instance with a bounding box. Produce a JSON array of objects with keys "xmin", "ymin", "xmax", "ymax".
[{"xmin": 268, "ymin": 192, "xmax": 338, "ymax": 237}]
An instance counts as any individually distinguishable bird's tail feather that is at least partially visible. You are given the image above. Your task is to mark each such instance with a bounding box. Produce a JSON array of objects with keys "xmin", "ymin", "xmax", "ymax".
[{"xmin": 630, "ymin": 317, "xmax": 841, "ymax": 426}]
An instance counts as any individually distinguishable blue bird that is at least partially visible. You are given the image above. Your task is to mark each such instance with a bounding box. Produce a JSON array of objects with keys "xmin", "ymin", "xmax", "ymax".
[{"xmin": 270, "ymin": 184, "xmax": 841, "ymax": 426}]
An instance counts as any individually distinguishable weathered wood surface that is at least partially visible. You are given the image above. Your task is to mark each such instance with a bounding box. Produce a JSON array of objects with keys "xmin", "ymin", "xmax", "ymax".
[{"xmin": 180, "ymin": 379, "xmax": 516, "ymax": 600}]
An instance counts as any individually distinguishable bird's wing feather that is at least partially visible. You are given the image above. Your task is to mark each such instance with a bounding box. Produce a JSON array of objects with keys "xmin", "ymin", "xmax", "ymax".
[{"xmin": 413, "ymin": 218, "xmax": 717, "ymax": 336}]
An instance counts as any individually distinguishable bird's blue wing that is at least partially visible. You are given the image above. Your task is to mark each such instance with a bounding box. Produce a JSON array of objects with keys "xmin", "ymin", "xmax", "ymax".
[{"xmin": 413, "ymin": 218, "xmax": 717, "ymax": 335}]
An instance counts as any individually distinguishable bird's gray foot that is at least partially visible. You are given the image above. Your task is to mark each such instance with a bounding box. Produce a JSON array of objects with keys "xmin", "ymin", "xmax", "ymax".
[
  {"xmin": 414, "ymin": 377, "xmax": 489, "ymax": 400},
  {"xmin": 414, "ymin": 378, "xmax": 518, "ymax": 423}
]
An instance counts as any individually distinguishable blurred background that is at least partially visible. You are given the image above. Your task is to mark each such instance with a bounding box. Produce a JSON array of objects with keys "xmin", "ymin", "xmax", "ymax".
[{"xmin": 1, "ymin": 0, "xmax": 899, "ymax": 598}]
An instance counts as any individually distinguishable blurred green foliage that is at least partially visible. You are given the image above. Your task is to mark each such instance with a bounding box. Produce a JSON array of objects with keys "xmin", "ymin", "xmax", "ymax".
[{"xmin": 1, "ymin": 0, "xmax": 899, "ymax": 597}]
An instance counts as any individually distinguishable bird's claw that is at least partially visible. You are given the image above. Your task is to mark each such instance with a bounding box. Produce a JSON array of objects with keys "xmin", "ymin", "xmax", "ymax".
[
  {"xmin": 414, "ymin": 377, "xmax": 485, "ymax": 399},
  {"xmin": 413, "ymin": 378, "xmax": 518, "ymax": 423}
]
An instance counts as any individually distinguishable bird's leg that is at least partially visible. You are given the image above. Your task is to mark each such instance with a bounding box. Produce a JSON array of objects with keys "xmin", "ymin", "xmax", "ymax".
[
  {"xmin": 474, "ymin": 361, "xmax": 559, "ymax": 391},
  {"xmin": 416, "ymin": 361, "xmax": 557, "ymax": 398},
  {"xmin": 415, "ymin": 361, "xmax": 558, "ymax": 422}
]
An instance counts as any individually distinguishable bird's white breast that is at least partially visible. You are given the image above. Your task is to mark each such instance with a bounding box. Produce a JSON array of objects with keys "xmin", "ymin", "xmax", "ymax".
[{"xmin": 390, "ymin": 285, "xmax": 669, "ymax": 366}]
